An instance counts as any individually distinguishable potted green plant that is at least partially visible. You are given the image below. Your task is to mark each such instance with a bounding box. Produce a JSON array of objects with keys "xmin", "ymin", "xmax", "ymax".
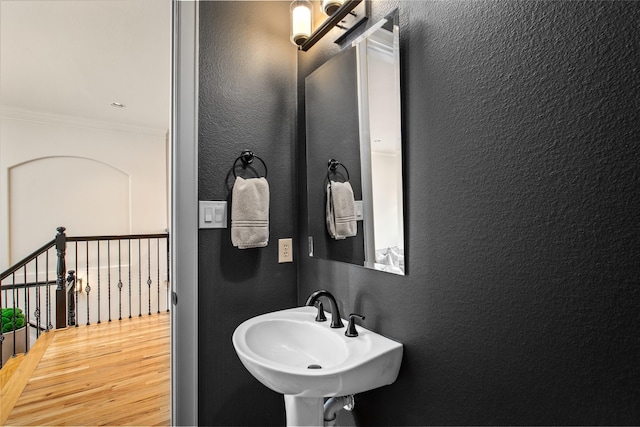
[{"xmin": 1, "ymin": 307, "xmax": 27, "ymax": 365}]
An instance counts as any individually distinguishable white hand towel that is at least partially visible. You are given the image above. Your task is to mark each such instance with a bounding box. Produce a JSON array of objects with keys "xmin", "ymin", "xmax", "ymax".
[
  {"xmin": 231, "ymin": 177, "xmax": 269, "ymax": 249},
  {"xmin": 326, "ymin": 180, "xmax": 357, "ymax": 239}
]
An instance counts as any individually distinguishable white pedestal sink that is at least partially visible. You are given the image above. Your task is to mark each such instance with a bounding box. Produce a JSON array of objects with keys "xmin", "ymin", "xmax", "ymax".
[{"xmin": 232, "ymin": 306, "xmax": 403, "ymax": 426}]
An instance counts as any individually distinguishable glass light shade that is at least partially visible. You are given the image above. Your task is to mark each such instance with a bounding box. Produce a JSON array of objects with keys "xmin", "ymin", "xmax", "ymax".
[{"xmin": 291, "ymin": 0, "xmax": 312, "ymax": 46}]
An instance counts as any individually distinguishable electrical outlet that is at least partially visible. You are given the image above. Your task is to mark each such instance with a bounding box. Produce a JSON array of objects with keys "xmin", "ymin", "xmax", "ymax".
[{"xmin": 279, "ymin": 238, "xmax": 293, "ymax": 263}]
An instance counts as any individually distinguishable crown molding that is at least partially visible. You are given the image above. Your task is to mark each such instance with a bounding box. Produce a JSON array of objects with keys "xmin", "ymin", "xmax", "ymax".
[{"xmin": 0, "ymin": 105, "xmax": 168, "ymax": 138}]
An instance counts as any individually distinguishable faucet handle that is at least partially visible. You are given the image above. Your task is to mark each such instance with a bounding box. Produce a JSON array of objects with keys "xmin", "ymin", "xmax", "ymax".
[
  {"xmin": 314, "ymin": 301, "xmax": 327, "ymax": 322},
  {"xmin": 345, "ymin": 313, "xmax": 365, "ymax": 337}
]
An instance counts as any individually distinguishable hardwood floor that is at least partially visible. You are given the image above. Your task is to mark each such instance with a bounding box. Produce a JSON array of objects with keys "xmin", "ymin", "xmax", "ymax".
[{"xmin": 3, "ymin": 312, "xmax": 170, "ymax": 426}]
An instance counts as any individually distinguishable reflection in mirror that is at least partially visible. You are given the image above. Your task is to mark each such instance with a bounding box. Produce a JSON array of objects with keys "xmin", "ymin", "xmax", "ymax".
[
  {"xmin": 305, "ymin": 10, "xmax": 404, "ymax": 275},
  {"xmin": 306, "ymin": 46, "xmax": 365, "ymax": 266},
  {"xmin": 356, "ymin": 10, "xmax": 404, "ymax": 274}
]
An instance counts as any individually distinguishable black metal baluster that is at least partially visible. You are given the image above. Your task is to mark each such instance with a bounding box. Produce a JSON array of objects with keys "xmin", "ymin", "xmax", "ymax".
[
  {"xmin": 157, "ymin": 238, "xmax": 160, "ymax": 314},
  {"xmin": 118, "ymin": 240, "xmax": 122, "ymax": 321},
  {"xmin": 36, "ymin": 258, "xmax": 41, "ymax": 337},
  {"xmin": 108, "ymin": 240, "xmax": 111, "ymax": 322},
  {"xmin": 12, "ymin": 272, "xmax": 16, "ymax": 358},
  {"xmin": 147, "ymin": 239, "xmax": 152, "ymax": 316},
  {"xmin": 138, "ymin": 240, "xmax": 142, "ymax": 317},
  {"xmin": 0, "ymin": 278, "xmax": 3, "ymax": 369},
  {"xmin": 128, "ymin": 239, "xmax": 132, "ymax": 319},
  {"xmin": 24, "ymin": 265, "xmax": 29, "ymax": 353},
  {"xmin": 67, "ymin": 270, "xmax": 76, "ymax": 327},
  {"xmin": 75, "ymin": 242, "xmax": 79, "ymax": 327},
  {"xmin": 166, "ymin": 236, "xmax": 170, "ymax": 312},
  {"xmin": 46, "ymin": 250, "xmax": 52, "ymax": 331},
  {"xmin": 85, "ymin": 241, "xmax": 90, "ymax": 326},
  {"xmin": 33, "ymin": 257, "xmax": 41, "ymax": 339},
  {"xmin": 35, "ymin": 257, "xmax": 41, "ymax": 338},
  {"xmin": 97, "ymin": 240, "xmax": 101, "ymax": 324}
]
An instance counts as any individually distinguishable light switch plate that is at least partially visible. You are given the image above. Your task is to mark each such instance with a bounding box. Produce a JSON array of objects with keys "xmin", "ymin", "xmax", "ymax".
[{"xmin": 199, "ymin": 201, "xmax": 227, "ymax": 229}]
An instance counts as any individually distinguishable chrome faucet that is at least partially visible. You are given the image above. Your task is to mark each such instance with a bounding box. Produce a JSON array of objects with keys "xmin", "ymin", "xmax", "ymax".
[{"xmin": 305, "ymin": 290, "xmax": 344, "ymax": 328}]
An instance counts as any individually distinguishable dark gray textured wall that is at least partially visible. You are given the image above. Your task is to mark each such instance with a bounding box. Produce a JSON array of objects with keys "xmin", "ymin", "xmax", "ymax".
[
  {"xmin": 198, "ymin": 2, "xmax": 297, "ymax": 425},
  {"xmin": 197, "ymin": 0, "xmax": 640, "ymax": 425},
  {"xmin": 297, "ymin": 1, "xmax": 640, "ymax": 425}
]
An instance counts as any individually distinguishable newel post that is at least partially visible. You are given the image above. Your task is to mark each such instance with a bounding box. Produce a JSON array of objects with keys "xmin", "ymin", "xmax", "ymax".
[{"xmin": 55, "ymin": 226, "xmax": 67, "ymax": 329}]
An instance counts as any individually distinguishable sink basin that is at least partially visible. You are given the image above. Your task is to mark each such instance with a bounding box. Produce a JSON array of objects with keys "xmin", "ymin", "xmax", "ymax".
[
  {"xmin": 232, "ymin": 306, "xmax": 403, "ymax": 398},
  {"xmin": 242, "ymin": 318, "xmax": 349, "ymax": 369}
]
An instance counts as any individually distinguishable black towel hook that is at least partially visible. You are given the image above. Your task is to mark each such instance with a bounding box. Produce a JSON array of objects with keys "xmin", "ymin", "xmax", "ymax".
[
  {"xmin": 233, "ymin": 150, "xmax": 268, "ymax": 178},
  {"xmin": 327, "ymin": 158, "xmax": 350, "ymax": 182}
]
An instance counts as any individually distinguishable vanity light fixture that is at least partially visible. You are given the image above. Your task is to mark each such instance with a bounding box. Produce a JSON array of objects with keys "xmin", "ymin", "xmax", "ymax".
[
  {"xmin": 293, "ymin": 0, "xmax": 367, "ymax": 51},
  {"xmin": 290, "ymin": 0, "xmax": 313, "ymax": 46}
]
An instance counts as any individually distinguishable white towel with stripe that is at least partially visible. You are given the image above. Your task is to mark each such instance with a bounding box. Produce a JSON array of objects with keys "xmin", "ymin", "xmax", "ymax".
[
  {"xmin": 231, "ymin": 177, "xmax": 269, "ymax": 249},
  {"xmin": 326, "ymin": 180, "xmax": 357, "ymax": 239}
]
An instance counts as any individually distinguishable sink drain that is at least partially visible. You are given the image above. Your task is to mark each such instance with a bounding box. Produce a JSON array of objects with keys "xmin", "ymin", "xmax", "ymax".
[{"xmin": 307, "ymin": 364, "xmax": 322, "ymax": 369}]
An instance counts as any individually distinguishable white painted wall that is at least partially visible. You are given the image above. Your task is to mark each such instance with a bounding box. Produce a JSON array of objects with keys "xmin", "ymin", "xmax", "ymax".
[
  {"xmin": 368, "ymin": 39, "xmax": 403, "ymax": 253},
  {"xmin": 0, "ymin": 108, "xmax": 168, "ymax": 270},
  {"xmin": 371, "ymin": 151, "xmax": 403, "ymax": 250}
]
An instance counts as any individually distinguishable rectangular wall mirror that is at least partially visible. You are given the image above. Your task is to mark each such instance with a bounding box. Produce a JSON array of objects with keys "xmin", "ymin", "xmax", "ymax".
[{"xmin": 305, "ymin": 9, "xmax": 404, "ymax": 275}]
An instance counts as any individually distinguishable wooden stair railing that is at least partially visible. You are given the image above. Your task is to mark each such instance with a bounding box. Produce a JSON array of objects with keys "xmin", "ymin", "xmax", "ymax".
[{"xmin": 1, "ymin": 226, "xmax": 170, "ymax": 369}]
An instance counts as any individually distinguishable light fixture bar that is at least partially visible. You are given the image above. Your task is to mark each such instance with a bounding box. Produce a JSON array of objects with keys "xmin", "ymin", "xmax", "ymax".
[{"xmin": 300, "ymin": 0, "xmax": 362, "ymax": 51}]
